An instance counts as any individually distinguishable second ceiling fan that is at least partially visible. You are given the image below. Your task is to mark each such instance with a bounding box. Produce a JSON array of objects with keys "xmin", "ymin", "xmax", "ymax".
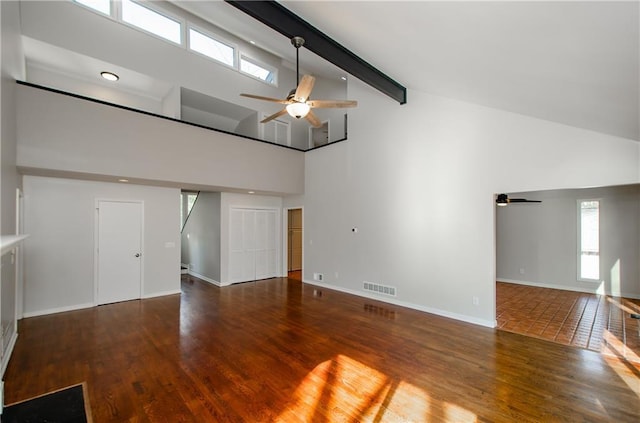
[
  {"xmin": 240, "ymin": 36, "xmax": 357, "ymax": 128},
  {"xmin": 496, "ymin": 193, "xmax": 542, "ymax": 206}
]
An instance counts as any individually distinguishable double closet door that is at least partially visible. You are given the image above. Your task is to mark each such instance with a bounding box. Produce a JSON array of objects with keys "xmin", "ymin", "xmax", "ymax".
[{"xmin": 229, "ymin": 208, "xmax": 278, "ymax": 283}]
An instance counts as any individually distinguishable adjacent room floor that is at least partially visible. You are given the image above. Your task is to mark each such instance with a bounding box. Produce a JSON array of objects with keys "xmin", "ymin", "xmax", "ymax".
[{"xmin": 496, "ymin": 281, "xmax": 640, "ymax": 365}]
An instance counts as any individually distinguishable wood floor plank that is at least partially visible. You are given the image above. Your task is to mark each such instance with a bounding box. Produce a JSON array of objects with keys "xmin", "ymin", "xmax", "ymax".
[{"xmin": 4, "ymin": 276, "xmax": 640, "ymax": 422}]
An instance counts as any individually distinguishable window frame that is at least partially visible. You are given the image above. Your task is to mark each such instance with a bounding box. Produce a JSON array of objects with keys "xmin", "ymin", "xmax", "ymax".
[
  {"xmin": 69, "ymin": 0, "xmax": 287, "ymax": 89},
  {"xmin": 187, "ymin": 24, "xmax": 237, "ymax": 69},
  {"xmin": 118, "ymin": 0, "xmax": 185, "ymax": 46},
  {"xmin": 72, "ymin": 0, "xmax": 112, "ymax": 16},
  {"xmin": 239, "ymin": 54, "xmax": 278, "ymax": 86},
  {"xmin": 577, "ymin": 199, "xmax": 601, "ymax": 282}
]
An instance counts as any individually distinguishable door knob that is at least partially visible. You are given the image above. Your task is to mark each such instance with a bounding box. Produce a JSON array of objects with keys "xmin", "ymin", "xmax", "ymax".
[{"xmin": 135, "ymin": 253, "xmax": 140, "ymax": 257}]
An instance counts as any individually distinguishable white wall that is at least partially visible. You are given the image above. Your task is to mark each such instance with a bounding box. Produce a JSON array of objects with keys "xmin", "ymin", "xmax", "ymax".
[
  {"xmin": 22, "ymin": 175, "xmax": 180, "ymax": 317},
  {"xmin": 235, "ymin": 113, "xmax": 259, "ymax": 139},
  {"xmin": 219, "ymin": 192, "xmax": 282, "ymax": 284},
  {"xmin": 181, "ymin": 191, "xmax": 221, "ymax": 283},
  {"xmin": 16, "ymin": 84, "xmax": 305, "ymax": 195},
  {"xmin": 497, "ymin": 185, "xmax": 640, "ymax": 298},
  {"xmin": 180, "ymin": 105, "xmax": 241, "ymax": 133},
  {"xmin": 26, "ymin": 62, "xmax": 164, "ymax": 115},
  {"xmin": 302, "ymin": 79, "xmax": 640, "ymax": 327},
  {"xmin": 1, "ymin": 0, "xmax": 24, "ymax": 234}
]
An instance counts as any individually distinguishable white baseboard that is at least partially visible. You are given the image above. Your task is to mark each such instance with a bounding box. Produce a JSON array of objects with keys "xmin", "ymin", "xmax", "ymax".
[
  {"xmin": 22, "ymin": 290, "xmax": 182, "ymax": 319},
  {"xmin": 143, "ymin": 289, "xmax": 181, "ymax": 299},
  {"xmin": 498, "ymin": 278, "xmax": 640, "ymax": 300},
  {"xmin": 188, "ymin": 271, "xmax": 229, "ymax": 287},
  {"xmin": 302, "ymin": 279, "xmax": 496, "ymax": 328},
  {"xmin": 23, "ymin": 302, "xmax": 95, "ymax": 318},
  {"xmin": 1, "ymin": 332, "xmax": 18, "ymax": 378}
]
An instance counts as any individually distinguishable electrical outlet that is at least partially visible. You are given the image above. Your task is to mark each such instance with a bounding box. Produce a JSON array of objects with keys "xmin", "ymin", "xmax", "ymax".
[
  {"xmin": 335, "ymin": 272, "xmax": 339, "ymax": 279},
  {"xmin": 519, "ymin": 268, "xmax": 525, "ymax": 275},
  {"xmin": 472, "ymin": 296, "xmax": 479, "ymax": 306},
  {"xmin": 313, "ymin": 273, "xmax": 324, "ymax": 281}
]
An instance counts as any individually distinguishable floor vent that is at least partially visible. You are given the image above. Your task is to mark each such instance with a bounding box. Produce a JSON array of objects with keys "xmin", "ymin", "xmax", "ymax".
[{"xmin": 363, "ymin": 281, "xmax": 397, "ymax": 297}]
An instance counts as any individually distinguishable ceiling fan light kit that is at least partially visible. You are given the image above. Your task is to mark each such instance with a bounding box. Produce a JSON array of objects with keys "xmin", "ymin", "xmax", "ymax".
[
  {"xmin": 240, "ymin": 36, "xmax": 357, "ymax": 128},
  {"xmin": 496, "ymin": 194, "xmax": 509, "ymax": 206},
  {"xmin": 286, "ymin": 102, "xmax": 310, "ymax": 118}
]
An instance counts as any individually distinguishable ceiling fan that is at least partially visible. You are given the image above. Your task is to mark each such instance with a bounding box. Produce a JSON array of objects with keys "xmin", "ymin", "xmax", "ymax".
[
  {"xmin": 496, "ymin": 194, "xmax": 542, "ymax": 206},
  {"xmin": 240, "ymin": 36, "xmax": 357, "ymax": 128}
]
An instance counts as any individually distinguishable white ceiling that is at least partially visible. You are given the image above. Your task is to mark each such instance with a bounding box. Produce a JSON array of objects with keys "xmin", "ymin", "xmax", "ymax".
[{"xmin": 281, "ymin": 0, "xmax": 639, "ymax": 141}]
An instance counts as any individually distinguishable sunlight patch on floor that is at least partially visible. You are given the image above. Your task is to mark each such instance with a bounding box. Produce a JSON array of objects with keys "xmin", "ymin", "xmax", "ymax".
[
  {"xmin": 602, "ymin": 331, "xmax": 640, "ymax": 398},
  {"xmin": 276, "ymin": 354, "xmax": 477, "ymax": 422}
]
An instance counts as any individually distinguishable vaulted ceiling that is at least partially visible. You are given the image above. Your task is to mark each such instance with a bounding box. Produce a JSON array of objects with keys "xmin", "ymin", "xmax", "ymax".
[
  {"xmin": 174, "ymin": 0, "xmax": 640, "ymax": 141},
  {"xmin": 280, "ymin": 1, "xmax": 639, "ymax": 141}
]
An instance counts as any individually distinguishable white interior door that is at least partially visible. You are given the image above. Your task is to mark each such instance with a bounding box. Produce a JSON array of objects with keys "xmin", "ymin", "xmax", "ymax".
[
  {"xmin": 229, "ymin": 208, "xmax": 278, "ymax": 283},
  {"xmin": 97, "ymin": 201, "xmax": 142, "ymax": 305},
  {"xmin": 242, "ymin": 210, "xmax": 256, "ymax": 280},
  {"xmin": 255, "ymin": 210, "xmax": 277, "ymax": 280}
]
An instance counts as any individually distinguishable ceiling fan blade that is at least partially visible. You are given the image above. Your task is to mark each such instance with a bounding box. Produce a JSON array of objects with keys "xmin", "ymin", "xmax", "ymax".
[
  {"xmin": 241, "ymin": 93, "xmax": 290, "ymax": 104},
  {"xmin": 510, "ymin": 198, "xmax": 542, "ymax": 203},
  {"xmin": 260, "ymin": 108, "xmax": 288, "ymax": 124},
  {"xmin": 307, "ymin": 99, "xmax": 358, "ymax": 109},
  {"xmin": 294, "ymin": 74, "xmax": 315, "ymax": 102},
  {"xmin": 496, "ymin": 194, "xmax": 542, "ymax": 206},
  {"xmin": 305, "ymin": 110, "xmax": 322, "ymax": 128}
]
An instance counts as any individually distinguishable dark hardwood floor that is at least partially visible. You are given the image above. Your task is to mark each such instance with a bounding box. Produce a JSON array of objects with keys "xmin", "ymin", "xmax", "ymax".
[{"xmin": 5, "ymin": 275, "xmax": 639, "ymax": 422}]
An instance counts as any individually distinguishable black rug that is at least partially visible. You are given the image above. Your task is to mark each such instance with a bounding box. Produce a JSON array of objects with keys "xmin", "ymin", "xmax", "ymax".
[{"xmin": 2, "ymin": 383, "xmax": 92, "ymax": 423}]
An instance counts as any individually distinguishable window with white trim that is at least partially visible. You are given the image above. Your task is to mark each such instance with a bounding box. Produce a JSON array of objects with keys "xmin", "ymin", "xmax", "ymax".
[
  {"xmin": 188, "ymin": 28, "xmax": 235, "ymax": 67},
  {"xmin": 74, "ymin": 0, "xmax": 111, "ymax": 15},
  {"xmin": 70, "ymin": 0, "xmax": 281, "ymax": 87},
  {"xmin": 121, "ymin": 0, "xmax": 182, "ymax": 44},
  {"xmin": 578, "ymin": 200, "xmax": 600, "ymax": 280},
  {"xmin": 240, "ymin": 55, "xmax": 277, "ymax": 85}
]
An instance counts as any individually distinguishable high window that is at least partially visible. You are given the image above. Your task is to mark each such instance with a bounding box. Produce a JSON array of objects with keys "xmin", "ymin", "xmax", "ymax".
[
  {"xmin": 189, "ymin": 28, "xmax": 235, "ymax": 67},
  {"xmin": 578, "ymin": 200, "xmax": 600, "ymax": 280},
  {"xmin": 121, "ymin": 0, "xmax": 182, "ymax": 44},
  {"xmin": 74, "ymin": 0, "xmax": 111, "ymax": 15},
  {"xmin": 240, "ymin": 56, "xmax": 277, "ymax": 85},
  {"xmin": 72, "ymin": 0, "xmax": 279, "ymax": 87}
]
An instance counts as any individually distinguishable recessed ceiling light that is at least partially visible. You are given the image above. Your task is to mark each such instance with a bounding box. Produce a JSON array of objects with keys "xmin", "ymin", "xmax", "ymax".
[
  {"xmin": 341, "ymin": 76, "xmax": 347, "ymax": 81},
  {"xmin": 118, "ymin": 179, "xmax": 129, "ymax": 183},
  {"xmin": 248, "ymin": 191, "xmax": 255, "ymax": 194},
  {"xmin": 249, "ymin": 40, "xmax": 256, "ymax": 45},
  {"xmin": 101, "ymin": 71, "xmax": 119, "ymax": 82}
]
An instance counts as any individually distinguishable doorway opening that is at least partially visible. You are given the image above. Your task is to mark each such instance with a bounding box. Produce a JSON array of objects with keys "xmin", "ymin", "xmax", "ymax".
[
  {"xmin": 309, "ymin": 121, "xmax": 329, "ymax": 149},
  {"xmin": 495, "ymin": 187, "xmax": 640, "ymax": 364},
  {"xmin": 286, "ymin": 208, "xmax": 303, "ymax": 281}
]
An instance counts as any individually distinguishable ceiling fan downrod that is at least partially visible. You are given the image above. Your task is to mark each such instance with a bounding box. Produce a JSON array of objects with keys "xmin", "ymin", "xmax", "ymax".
[{"xmin": 291, "ymin": 36, "xmax": 305, "ymax": 86}]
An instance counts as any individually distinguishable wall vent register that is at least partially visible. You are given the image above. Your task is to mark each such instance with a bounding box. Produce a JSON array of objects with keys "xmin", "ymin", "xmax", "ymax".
[{"xmin": 363, "ymin": 281, "xmax": 397, "ymax": 297}]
